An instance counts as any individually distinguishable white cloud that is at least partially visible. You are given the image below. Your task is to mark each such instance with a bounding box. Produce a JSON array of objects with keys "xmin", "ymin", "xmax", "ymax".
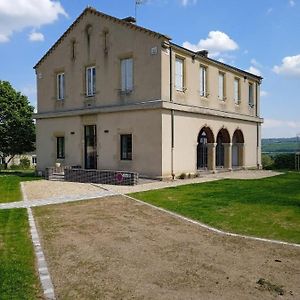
[
  {"xmin": 183, "ymin": 31, "xmax": 238, "ymax": 58},
  {"xmin": 263, "ymin": 119, "xmax": 300, "ymax": 138},
  {"xmin": 29, "ymin": 31, "xmax": 44, "ymax": 42},
  {"xmin": 250, "ymin": 58, "xmax": 263, "ymax": 68},
  {"xmin": 266, "ymin": 7, "xmax": 273, "ymax": 14},
  {"xmin": 260, "ymin": 90, "xmax": 269, "ymax": 97},
  {"xmin": 273, "ymin": 54, "xmax": 300, "ymax": 77},
  {"xmin": 289, "ymin": 0, "xmax": 295, "ymax": 7},
  {"xmin": 0, "ymin": 0, "xmax": 67, "ymax": 42},
  {"xmin": 180, "ymin": 0, "xmax": 197, "ymax": 6},
  {"xmin": 246, "ymin": 66, "xmax": 262, "ymax": 76}
]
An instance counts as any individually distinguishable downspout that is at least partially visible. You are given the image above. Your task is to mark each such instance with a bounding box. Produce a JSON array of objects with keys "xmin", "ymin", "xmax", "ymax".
[
  {"xmin": 169, "ymin": 45, "xmax": 175, "ymax": 180},
  {"xmin": 256, "ymin": 81, "xmax": 260, "ymax": 168}
]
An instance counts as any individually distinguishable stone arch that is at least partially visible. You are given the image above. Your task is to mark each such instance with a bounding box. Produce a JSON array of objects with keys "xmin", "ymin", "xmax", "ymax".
[
  {"xmin": 232, "ymin": 129, "xmax": 245, "ymax": 167},
  {"xmin": 197, "ymin": 126, "xmax": 214, "ymax": 170},
  {"xmin": 216, "ymin": 128, "xmax": 230, "ymax": 168}
]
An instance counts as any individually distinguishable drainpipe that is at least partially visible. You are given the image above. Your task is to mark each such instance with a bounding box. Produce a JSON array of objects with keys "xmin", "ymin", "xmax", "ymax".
[
  {"xmin": 169, "ymin": 45, "xmax": 175, "ymax": 180},
  {"xmin": 256, "ymin": 81, "xmax": 260, "ymax": 169}
]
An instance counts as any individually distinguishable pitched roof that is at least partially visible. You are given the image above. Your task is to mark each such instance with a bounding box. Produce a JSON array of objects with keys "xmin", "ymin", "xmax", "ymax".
[{"xmin": 34, "ymin": 7, "xmax": 171, "ymax": 69}]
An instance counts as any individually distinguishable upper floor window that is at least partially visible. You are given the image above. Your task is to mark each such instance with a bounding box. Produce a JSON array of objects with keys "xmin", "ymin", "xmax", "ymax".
[
  {"xmin": 86, "ymin": 66, "xmax": 96, "ymax": 97},
  {"xmin": 249, "ymin": 82, "xmax": 254, "ymax": 107},
  {"xmin": 56, "ymin": 136, "xmax": 65, "ymax": 159},
  {"xmin": 57, "ymin": 73, "xmax": 65, "ymax": 100},
  {"xmin": 120, "ymin": 134, "xmax": 132, "ymax": 160},
  {"xmin": 175, "ymin": 57, "xmax": 184, "ymax": 91},
  {"xmin": 234, "ymin": 78, "xmax": 240, "ymax": 104},
  {"xmin": 199, "ymin": 66, "xmax": 207, "ymax": 97},
  {"xmin": 121, "ymin": 58, "xmax": 133, "ymax": 92},
  {"xmin": 218, "ymin": 72, "xmax": 225, "ymax": 100}
]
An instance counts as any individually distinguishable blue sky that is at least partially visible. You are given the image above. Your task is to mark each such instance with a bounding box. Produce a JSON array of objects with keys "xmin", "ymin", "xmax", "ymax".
[{"xmin": 0, "ymin": 0, "xmax": 299, "ymax": 138}]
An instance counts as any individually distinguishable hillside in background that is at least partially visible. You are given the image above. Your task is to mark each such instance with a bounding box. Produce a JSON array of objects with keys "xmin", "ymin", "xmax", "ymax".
[{"xmin": 262, "ymin": 137, "xmax": 300, "ymax": 153}]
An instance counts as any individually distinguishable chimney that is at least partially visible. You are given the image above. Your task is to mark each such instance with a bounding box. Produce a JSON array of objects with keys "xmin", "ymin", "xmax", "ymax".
[
  {"xmin": 197, "ymin": 50, "xmax": 208, "ymax": 57},
  {"xmin": 122, "ymin": 16, "xmax": 136, "ymax": 24}
]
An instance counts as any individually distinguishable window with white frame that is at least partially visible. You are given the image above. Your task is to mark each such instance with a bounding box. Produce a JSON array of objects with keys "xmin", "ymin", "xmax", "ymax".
[
  {"xmin": 200, "ymin": 66, "xmax": 207, "ymax": 97},
  {"xmin": 86, "ymin": 66, "xmax": 96, "ymax": 96},
  {"xmin": 57, "ymin": 73, "xmax": 65, "ymax": 100},
  {"xmin": 234, "ymin": 78, "xmax": 240, "ymax": 104},
  {"xmin": 249, "ymin": 82, "xmax": 254, "ymax": 106},
  {"xmin": 175, "ymin": 57, "xmax": 184, "ymax": 91},
  {"xmin": 121, "ymin": 58, "xmax": 133, "ymax": 92},
  {"xmin": 218, "ymin": 72, "xmax": 225, "ymax": 100}
]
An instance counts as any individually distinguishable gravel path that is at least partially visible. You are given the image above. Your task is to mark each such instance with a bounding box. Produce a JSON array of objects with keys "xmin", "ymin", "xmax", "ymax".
[
  {"xmin": 23, "ymin": 180, "xmax": 106, "ymax": 201},
  {"xmin": 96, "ymin": 170, "xmax": 282, "ymax": 194},
  {"xmin": 33, "ymin": 195, "xmax": 300, "ymax": 300}
]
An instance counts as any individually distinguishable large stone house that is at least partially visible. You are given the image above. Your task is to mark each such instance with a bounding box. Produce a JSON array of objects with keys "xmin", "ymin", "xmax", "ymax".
[{"xmin": 35, "ymin": 7, "xmax": 263, "ymax": 179}]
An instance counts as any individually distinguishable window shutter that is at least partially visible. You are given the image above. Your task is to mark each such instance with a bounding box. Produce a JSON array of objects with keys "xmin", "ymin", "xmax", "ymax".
[
  {"xmin": 92, "ymin": 67, "xmax": 96, "ymax": 95},
  {"xmin": 127, "ymin": 58, "xmax": 133, "ymax": 91},
  {"xmin": 218, "ymin": 73, "xmax": 224, "ymax": 99},
  {"xmin": 121, "ymin": 59, "xmax": 126, "ymax": 91}
]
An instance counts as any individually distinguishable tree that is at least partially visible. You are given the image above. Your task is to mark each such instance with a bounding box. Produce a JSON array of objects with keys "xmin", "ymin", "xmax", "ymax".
[{"xmin": 0, "ymin": 81, "xmax": 35, "ymax": 169}]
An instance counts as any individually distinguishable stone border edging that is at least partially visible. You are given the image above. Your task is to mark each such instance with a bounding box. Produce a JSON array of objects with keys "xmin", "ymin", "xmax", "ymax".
[
  {"xmin": 122, "ymin": 193, "xmax": 300, "ymax": 249},
  {"xmin": 21, "ymin": 183, "xmax": 56, "ymax": 300}
]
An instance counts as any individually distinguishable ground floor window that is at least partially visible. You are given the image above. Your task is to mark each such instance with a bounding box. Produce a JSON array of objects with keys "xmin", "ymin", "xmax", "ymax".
[
  {"xmin": 120, "ymin": 134, "xmax": 132, "ymax": 160},
  {"xmin": 32, "ymin": 156, "xmax": 37, "ymax": 164},
  {"xmin": 56, "ymin": 137, "xmax": 65, "ymax": 159}
]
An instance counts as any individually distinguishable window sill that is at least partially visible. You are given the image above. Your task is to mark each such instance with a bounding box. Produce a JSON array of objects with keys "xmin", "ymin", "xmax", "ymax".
[
  {"xmin": 119, "ymin": 89, "xmax": 133, "ymax": 95},
  {"xmin": 200, "ymin": 94, "xmax": 209, "ymax": 99},
  {"xmin": 176, "ymin": 87, "xmax": 187, "ymax": 93}
]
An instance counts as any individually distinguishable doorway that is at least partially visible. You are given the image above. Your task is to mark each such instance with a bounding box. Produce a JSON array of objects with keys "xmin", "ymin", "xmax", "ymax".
[{"xmin": 84, "ymin": 125, "xmax": 97, "ymax": 169}]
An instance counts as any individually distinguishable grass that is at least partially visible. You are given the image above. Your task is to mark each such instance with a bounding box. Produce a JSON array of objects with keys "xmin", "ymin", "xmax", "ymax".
[
  {"xmin": 0, "ymin": 209, "xmax": 42, "ymax": 299},
  {"xmin": 130, "ymin": 172, "xmax": 300, "ymax": 244},
  {"xmin": 0, "ymin": 171, "xmax": 40, "ymax": 203}
]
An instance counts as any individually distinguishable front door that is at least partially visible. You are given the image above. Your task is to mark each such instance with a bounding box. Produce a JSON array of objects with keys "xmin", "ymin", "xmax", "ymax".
[{"xmin": 84, "ymin": 125, "xmax": 97, "ymax": 169}]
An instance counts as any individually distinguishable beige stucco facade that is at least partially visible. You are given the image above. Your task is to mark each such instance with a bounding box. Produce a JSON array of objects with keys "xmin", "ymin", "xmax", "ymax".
[{"xmin": 35, "ymin": 7, "xmax": 263, "ymax": 179}]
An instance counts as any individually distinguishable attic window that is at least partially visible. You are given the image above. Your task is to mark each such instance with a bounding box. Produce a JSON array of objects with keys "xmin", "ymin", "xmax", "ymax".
[
  {"xmin": 71, "ymin": 40, "xmax": 76, "ymax": 60},
  {"xmin": 103, "ymin": 29, "xmax": 109, "ymax": 54},
  {"xmin": 86, "ymin": 25, "xmax": 92, "ymax": 48}
]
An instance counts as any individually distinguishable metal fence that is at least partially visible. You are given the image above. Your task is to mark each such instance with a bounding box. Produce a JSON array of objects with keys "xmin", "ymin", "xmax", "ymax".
[{"xmin": 45, "ymin": 166, "xmax": 139, "ymax": 185}]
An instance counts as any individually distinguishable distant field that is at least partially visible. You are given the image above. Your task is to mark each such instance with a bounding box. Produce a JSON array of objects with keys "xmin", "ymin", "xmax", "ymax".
[{"xmin": 262, "ymin": 137, "xmax": 299, "ymax": 153}]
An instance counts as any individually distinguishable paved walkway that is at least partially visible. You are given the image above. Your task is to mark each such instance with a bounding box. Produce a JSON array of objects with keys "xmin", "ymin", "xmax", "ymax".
[
  {"xmin": 0, "ymin": 190, "xmax": 116, "ymax": 210},
  {"xmin": 96, "ymin": 170, "xmax": 282, "ymax": 194},
  {"xmin": 0, "ymin": 170, "xmax": 281, "ymax": 210}
]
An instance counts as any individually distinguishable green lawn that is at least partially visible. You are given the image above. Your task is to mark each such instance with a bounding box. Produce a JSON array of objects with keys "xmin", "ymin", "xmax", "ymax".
[
  {"xmin": 0, "ymin": 209, "xmax": 42, "ymax": 299},
  {"xmin": 0, "ymin": 171, "xmax": 40, "ymax": 203},
  {"xmin": 131, "ymin": 172, "xmax": 300, "ymax": 244}
]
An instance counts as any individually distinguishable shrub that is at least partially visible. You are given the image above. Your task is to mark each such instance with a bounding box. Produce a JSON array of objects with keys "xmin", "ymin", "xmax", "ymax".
[
  {"xmin": 262, "ymin": 154, "xmax": 274, "ymax": 170},
  {"xmin": 178, "ymin": 173, "xmax": 186, "ymax": 179},
  {"xmin": 19, "ymin": 157, "xmax": 31, "ymax": 169},
  {"xmin": 10, "ymin": 164, "xmax": 20, "ymax": 170},
  {"xmin": 273, "ymin": 153, "xmax": 295, "ymax": 170}
]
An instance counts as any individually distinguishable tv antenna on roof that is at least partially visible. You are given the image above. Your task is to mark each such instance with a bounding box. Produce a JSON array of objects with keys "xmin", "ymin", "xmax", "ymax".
[{"xmin": 135, "ymin": 0, "xmax": 146, "ymax": 23}]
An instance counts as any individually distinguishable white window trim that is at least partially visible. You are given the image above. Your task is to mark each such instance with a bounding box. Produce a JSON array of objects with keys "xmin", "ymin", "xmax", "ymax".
[
  {"xmin": 86, "ymin": 66, "xmax": 96, "ymax": 97},
  {"xmin": 218, "ymin": 72, "xmax": 226, "ymax": 101},
  {"xmin": 234, "ymin": 78, "xmax": 240, "ymax": 105},
  {"xmin": 56, "ymin": 72, "xmax": 65, "ymax": 100},
  {"xmin": 249, "ymin": 82, "xmax": 254, "ymax": 107},
  {"xmin": 175, "ymin": 57, "xmax": 184, "ymax": 92},
  {"xmin": 121, "ymin": 58, "xmax": 133, "ymax": 93},
  {"xmin": 200, "ymin": 65, "xmax": 207, "ymax": 97}
]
